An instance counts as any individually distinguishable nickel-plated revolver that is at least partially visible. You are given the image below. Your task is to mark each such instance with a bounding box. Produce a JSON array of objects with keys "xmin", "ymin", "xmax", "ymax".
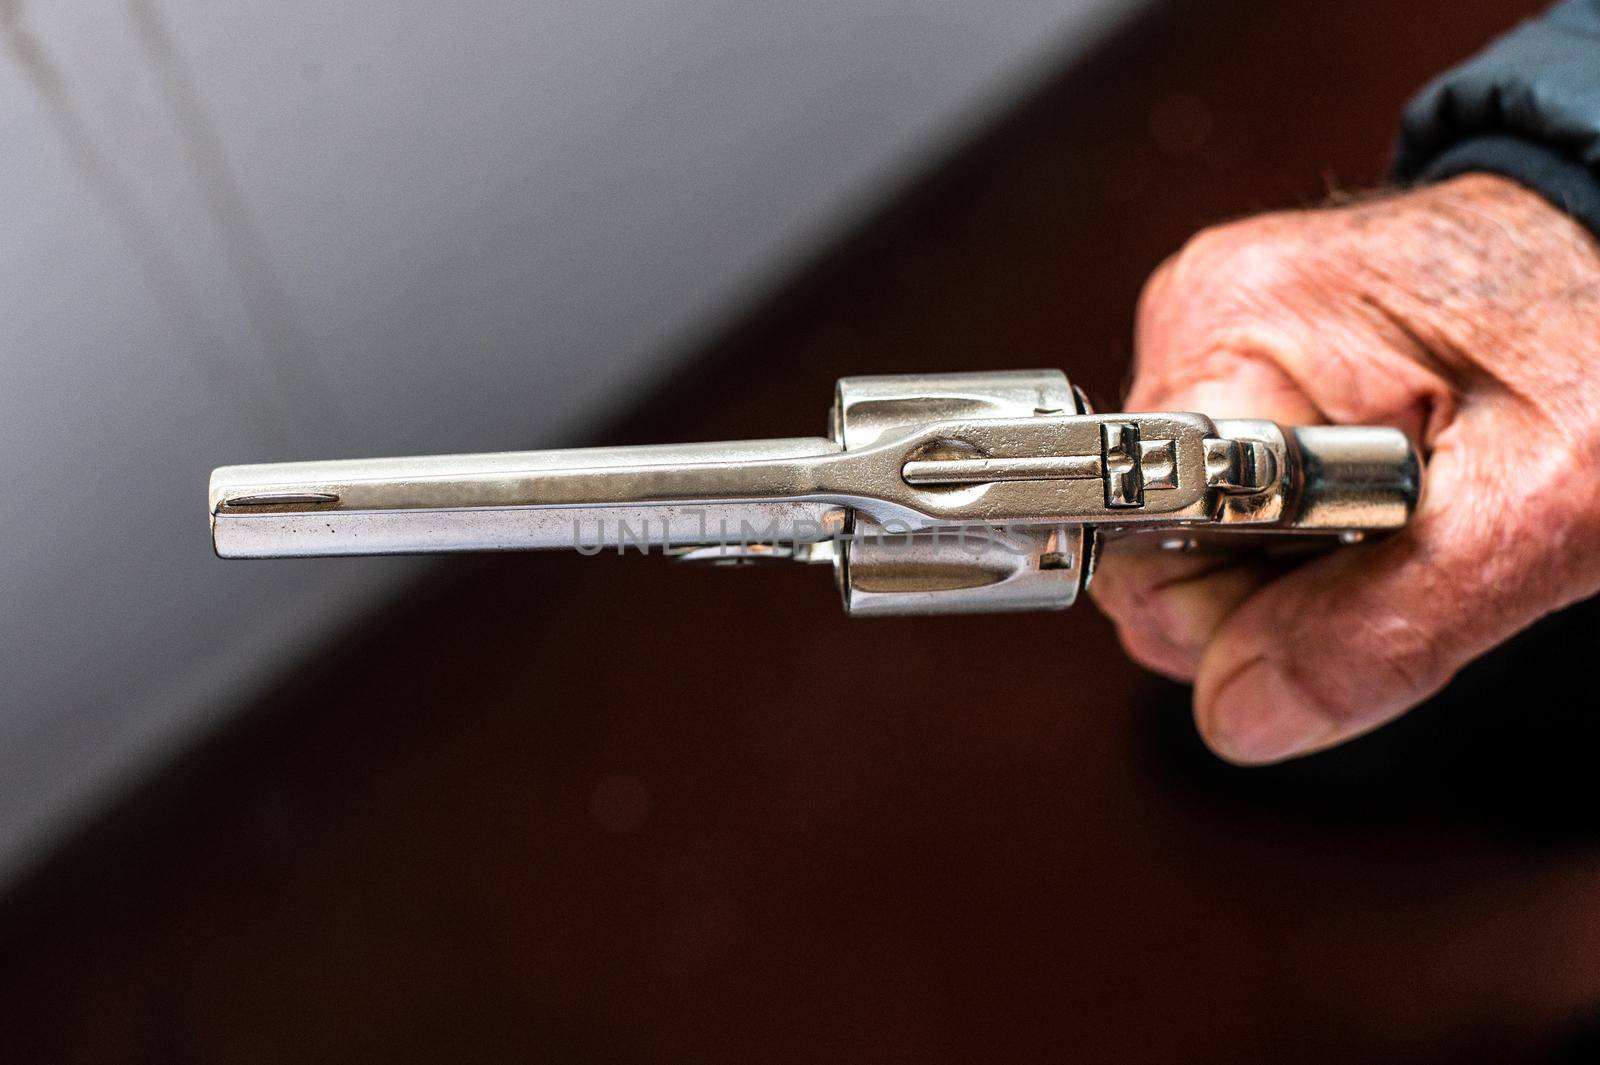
[{"xmin": 210, "ymin": 369, "xmax": 1421, "ymax": 616}]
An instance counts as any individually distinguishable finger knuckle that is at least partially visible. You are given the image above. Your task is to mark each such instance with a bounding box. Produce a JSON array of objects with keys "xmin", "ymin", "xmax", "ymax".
[
  {"xmin": 1114, "ymin": 622, "xmax": 1199, "ymax": 683},
  {"xmin": 1136, "ymin": 216, "xmax": 1319, "ymax": 390},
  {"xmin": 1170, "ymin": 216, "xmax": 1311, "ymax": 296}
]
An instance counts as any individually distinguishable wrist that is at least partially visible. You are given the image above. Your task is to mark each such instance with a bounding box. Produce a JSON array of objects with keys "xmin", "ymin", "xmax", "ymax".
[{"xmin": 1411, "ymin": 137, "xmax": 1600, "ymax": 240}]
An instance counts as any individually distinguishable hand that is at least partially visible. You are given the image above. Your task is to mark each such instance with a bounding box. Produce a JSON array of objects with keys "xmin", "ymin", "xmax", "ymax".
[{"xmin": 1090, "ymin": 174, "xmax": 1600, "ymax": 765}]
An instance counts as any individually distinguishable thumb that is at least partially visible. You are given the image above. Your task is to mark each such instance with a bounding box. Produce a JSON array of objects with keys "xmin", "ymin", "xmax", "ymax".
[
  {"xmin": 1125, "ymin": 349, "xmax": 1324, "ymax": 425},
  {"xmin": 1191, "ymin": 441, "xmax": 1572, "ymax": 763}
]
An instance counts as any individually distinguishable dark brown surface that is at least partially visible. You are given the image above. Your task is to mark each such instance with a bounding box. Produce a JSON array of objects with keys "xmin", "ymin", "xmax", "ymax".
[{"xmin": 7, "ymin": 1, "xmax": 1600, "ymax": 1062}]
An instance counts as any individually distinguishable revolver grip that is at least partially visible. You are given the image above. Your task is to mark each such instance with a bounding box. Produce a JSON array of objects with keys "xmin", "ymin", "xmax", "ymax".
[{"xmin": 1287, "ymin": 425, "xmax": 1422, "ymax": 531}]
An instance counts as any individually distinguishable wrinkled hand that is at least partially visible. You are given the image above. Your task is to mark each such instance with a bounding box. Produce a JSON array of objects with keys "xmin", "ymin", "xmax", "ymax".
[{"xmin": 1091, "ymin": 174, "xmax": 1600, "ymax": 764}]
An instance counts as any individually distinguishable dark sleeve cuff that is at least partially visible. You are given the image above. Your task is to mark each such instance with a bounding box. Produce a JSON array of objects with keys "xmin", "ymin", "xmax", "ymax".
[{"xmin": 1408, "ymin": 133, "xmax": 1600, "ymax": 238}]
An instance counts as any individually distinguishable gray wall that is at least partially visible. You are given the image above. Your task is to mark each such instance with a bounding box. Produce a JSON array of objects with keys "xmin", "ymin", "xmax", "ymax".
[{"xmin": 0, "ymin": 0, "xmax": 1142, "ymax": 889}]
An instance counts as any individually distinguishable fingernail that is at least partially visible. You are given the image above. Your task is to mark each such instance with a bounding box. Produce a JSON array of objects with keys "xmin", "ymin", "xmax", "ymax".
[{"xmin": 1202, "ymin": 658, "xmax": 1334, "ymax": 764}]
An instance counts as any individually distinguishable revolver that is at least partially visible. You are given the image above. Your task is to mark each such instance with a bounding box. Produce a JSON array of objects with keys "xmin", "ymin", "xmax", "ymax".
[{"xmin": 209, "ymin": 369, "xmax": 1421, "ymax": 616}]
